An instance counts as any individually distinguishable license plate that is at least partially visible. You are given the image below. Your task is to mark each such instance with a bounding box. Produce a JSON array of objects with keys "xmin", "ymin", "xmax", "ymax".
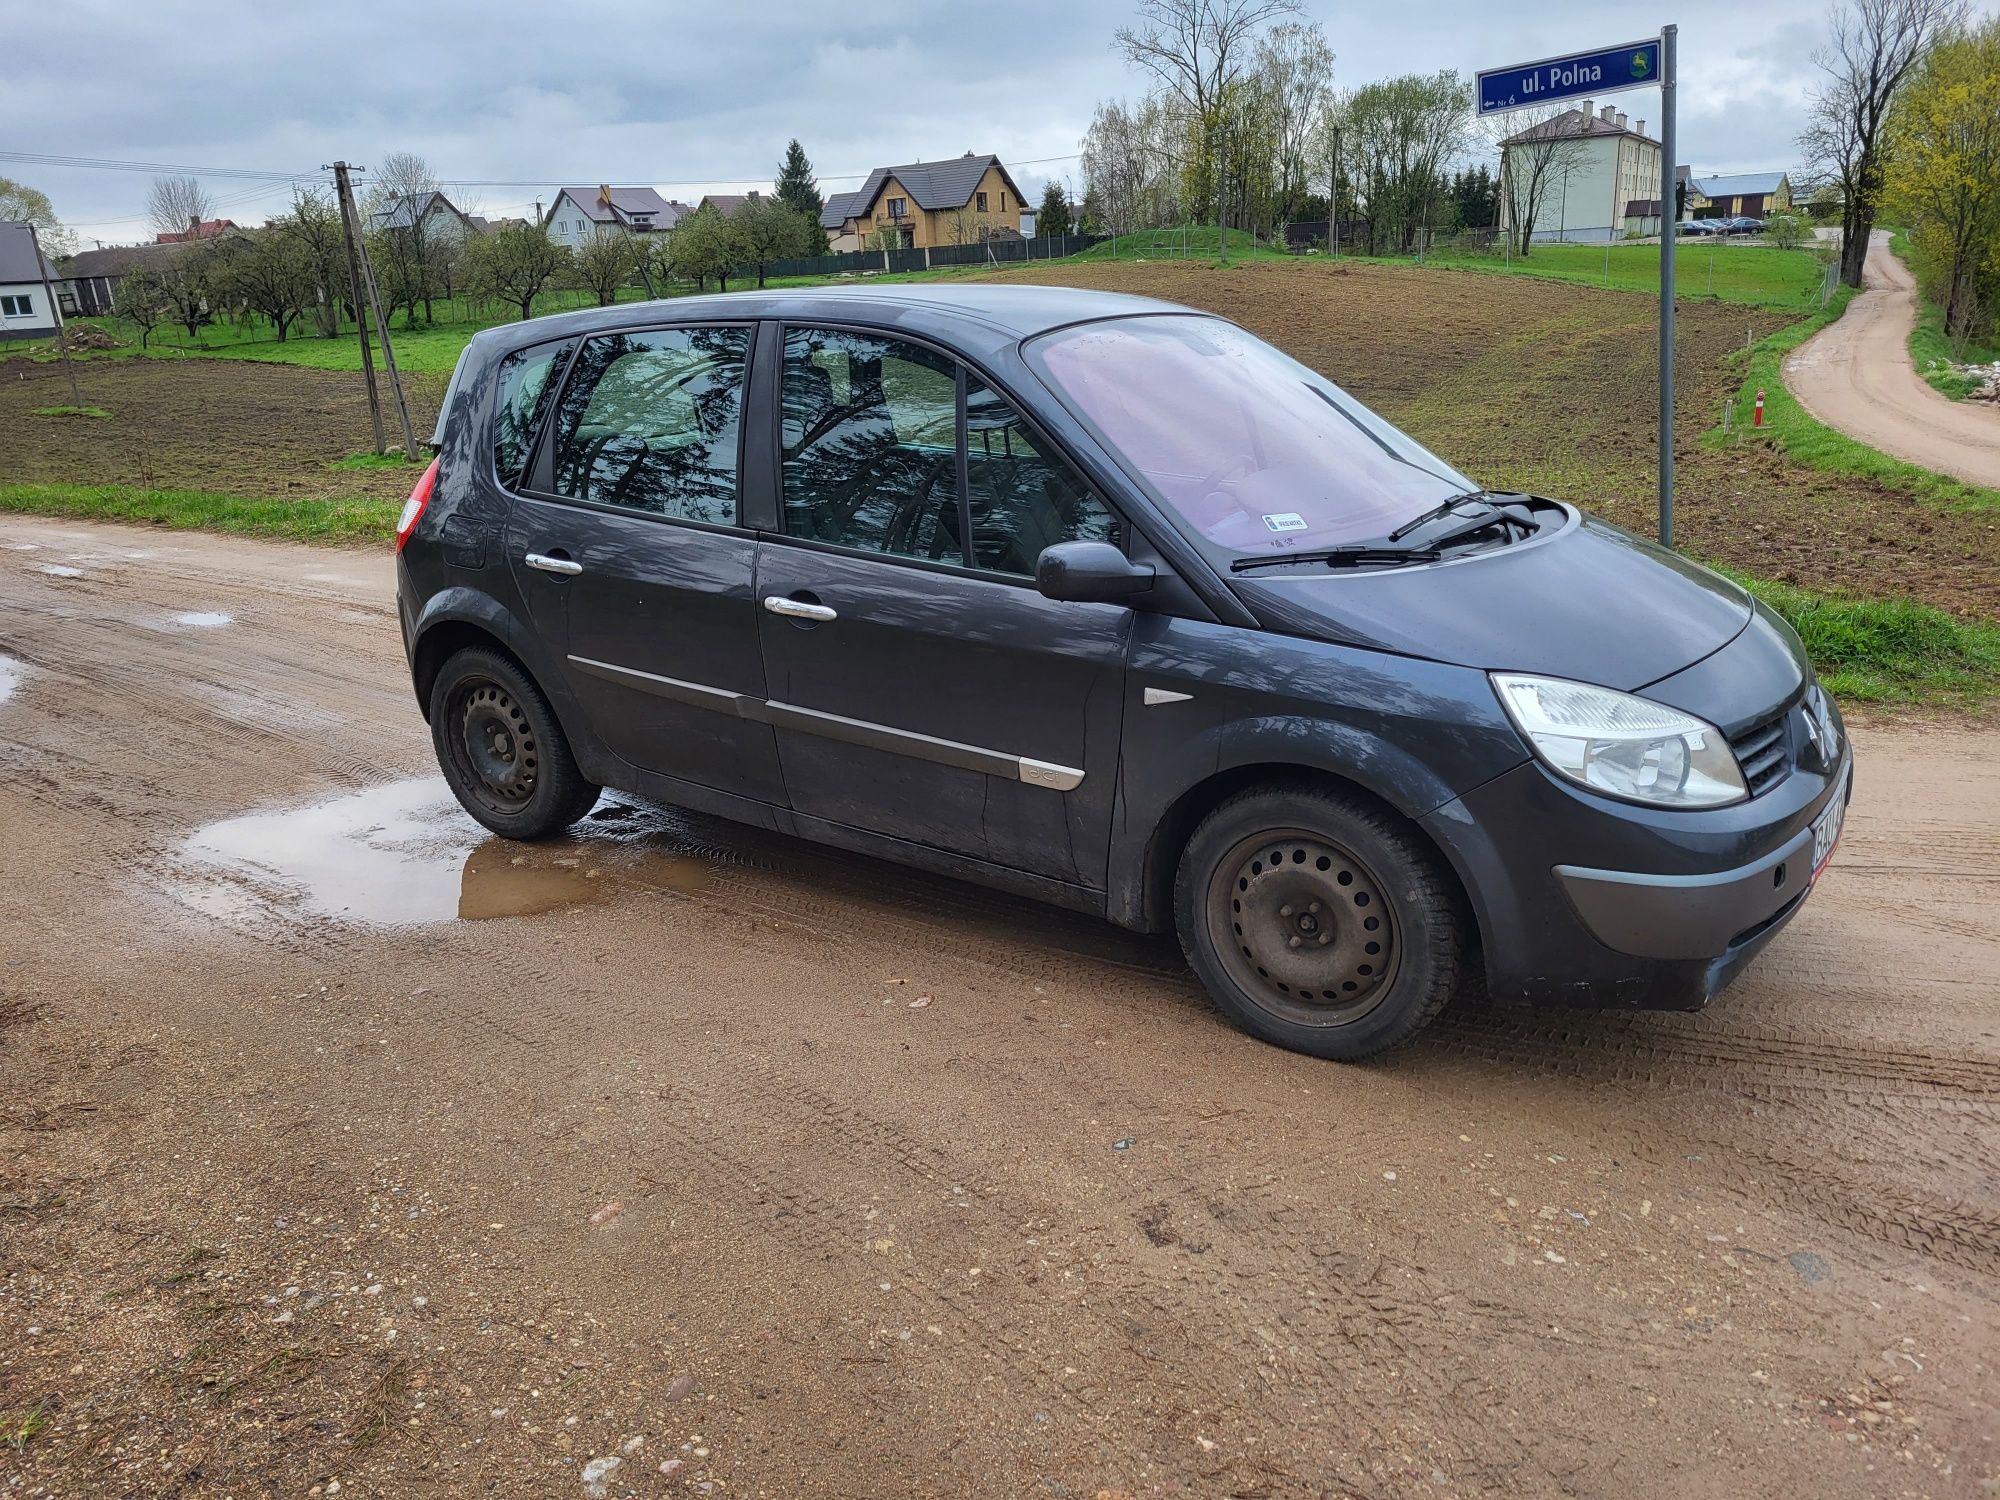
[{"xmin": 1810, "ymin": 769, "xmax": 1849, "ymax": 879}]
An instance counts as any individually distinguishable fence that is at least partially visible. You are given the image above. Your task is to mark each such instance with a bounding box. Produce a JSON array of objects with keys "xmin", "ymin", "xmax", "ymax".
[
  {"xmin": 757, "ymin": 233, "xmax": 1104, "ymax": 282},
  {"xmin": 1281, "ymin": 219, "xmax": 1375, "ymax": 253}
]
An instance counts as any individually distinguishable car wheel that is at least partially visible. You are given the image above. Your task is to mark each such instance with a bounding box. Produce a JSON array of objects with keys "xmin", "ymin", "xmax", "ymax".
[
  {"xmin": 1174, "ymin": 784, "xmax": 1470, "ymax": 1061},
  {"xmin": 429, "ymin": 647, "xmax": 599, "ymax": 839}
]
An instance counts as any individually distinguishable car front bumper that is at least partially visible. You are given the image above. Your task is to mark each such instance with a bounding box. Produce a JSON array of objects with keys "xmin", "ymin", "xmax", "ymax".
[{"xmin": 1421, "ymin": 741, "xmax": 1853, "ymax": 1012}]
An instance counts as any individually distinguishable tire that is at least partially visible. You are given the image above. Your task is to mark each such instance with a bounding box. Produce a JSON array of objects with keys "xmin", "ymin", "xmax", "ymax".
[
  {"xmin": 1173, "ymin": 783, "xmax": 1470, "ymax": 1061},
  {"xmin": 428, "ymin": 647, "xmax": 599, "ymax": 840}
]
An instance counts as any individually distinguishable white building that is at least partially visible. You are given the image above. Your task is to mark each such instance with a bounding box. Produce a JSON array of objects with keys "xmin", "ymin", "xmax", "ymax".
[
  {"xmin": 1498, "ymin": 102, "xmax": 1664, "ymax": 245},
  {"xmin": 0, "ymin": 222, "xmax": 64, "ymax": 342},
  {"xmin": 544, "ymin": 186, "xmax": 690, "ymax": 248},
  {"xmin": 367, "ymin": 191, "xmax": 485, "ymax": 242}
]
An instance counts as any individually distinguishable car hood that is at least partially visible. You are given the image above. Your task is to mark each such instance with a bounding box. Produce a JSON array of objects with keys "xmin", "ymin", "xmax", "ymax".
[{"xmin": 1226, "ymin": 510, "xmax": 1754, "ymax": 692}]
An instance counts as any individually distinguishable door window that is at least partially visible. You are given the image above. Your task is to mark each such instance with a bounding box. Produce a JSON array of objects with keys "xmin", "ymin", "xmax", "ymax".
[
  {"xmin": 547, "ymin": 326, "xmax": 751, "ymax": 524},
  {"xmin": 491, "ymin": 339, "xmax": 573, "ymax": 484},
  {"xmin": 780, "ymin": 327, "xmax": 962, "ymax": 562},
  {"xmin": 964, "ymin": 378, "xmax": 1117, "ymax": 575}
]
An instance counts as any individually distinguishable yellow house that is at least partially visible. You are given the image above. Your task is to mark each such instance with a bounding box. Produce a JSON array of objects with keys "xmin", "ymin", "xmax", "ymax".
[
  {"xmin": 820, "ymin": 154, "xmax": 1027, "ymax": 251},
  {"xmin": 1684, "ymin": 171, "xmax": 1793, "ymax": 220}
]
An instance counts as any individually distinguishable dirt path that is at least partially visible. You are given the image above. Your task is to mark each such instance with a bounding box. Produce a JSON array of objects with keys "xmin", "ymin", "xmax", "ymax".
[
  {"xmin": 1783, "ymin": 229, "xmax": 2000, "ymax": 490},
  {"xmin": 3, "ymin": 518, "xmax": 1998, "ymax": 1498}
]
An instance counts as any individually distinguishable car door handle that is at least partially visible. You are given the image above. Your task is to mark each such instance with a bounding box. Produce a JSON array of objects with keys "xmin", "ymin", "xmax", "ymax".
[
  {"xmin": 524, "ymin": 551, "xmax": 583, "ymax": 577},
  {"xmin": 763, "ymin": 595, "xmax": 837, "ymax": 622}
]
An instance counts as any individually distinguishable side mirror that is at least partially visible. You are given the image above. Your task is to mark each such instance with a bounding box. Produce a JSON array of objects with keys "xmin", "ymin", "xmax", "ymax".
[{"xmin": 1035, "ymin": 540, "xmax": 1155, "ymax": 604}]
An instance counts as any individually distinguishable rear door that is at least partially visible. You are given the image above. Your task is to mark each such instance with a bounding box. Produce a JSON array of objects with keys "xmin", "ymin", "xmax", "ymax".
[
  {"xmin": 753, "ymin": 323, "xmax": 1131, "ymax": 886},
  {"xmin": 505, "ymin": 322, "xmax": 787, "ymax": 805}
]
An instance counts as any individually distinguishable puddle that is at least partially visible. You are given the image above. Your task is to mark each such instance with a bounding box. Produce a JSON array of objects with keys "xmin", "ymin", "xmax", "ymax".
[
  {"xmin": 6, "ymin": 542, "xmax": 39, "ymax": 552},
  {"xmin": 35, "ymin": 564, "xmax": 83, "ymax": 578},
  {"xmin": 174, "ymin": 611, "xmax": 233, "ymax": 628},
  {"xmin": 0, "ymin": 654, "xmax": 22, "ymax": 705},
  {"xmin": 170, "ymin": 778, "xmax": 707, "ymax": 929}
]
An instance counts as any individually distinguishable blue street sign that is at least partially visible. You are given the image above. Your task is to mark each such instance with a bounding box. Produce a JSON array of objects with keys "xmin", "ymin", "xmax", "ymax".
[{"xmin": 1477, "ymin": 38, "xmax": 1662, "ymax": 115}]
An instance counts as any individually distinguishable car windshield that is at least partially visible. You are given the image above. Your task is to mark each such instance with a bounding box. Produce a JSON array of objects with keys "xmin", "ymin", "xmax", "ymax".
[{"xmin": 1024, "ymin": 314, "xmax": 1478, "ymax": 561}]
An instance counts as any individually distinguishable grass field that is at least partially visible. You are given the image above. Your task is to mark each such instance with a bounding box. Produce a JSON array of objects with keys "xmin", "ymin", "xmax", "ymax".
[{"xmin": 1351, "ymin": 238, "xmax": 1832, "ymax": 311}]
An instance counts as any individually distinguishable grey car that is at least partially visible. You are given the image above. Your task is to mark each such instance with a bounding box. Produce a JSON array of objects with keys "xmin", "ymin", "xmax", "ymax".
[{"xmin": 396, "ymin": 285, "xmax": 1852, "ymax": 1060}]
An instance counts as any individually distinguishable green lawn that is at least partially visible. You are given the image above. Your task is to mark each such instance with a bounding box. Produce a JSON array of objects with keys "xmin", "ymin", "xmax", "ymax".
[
  {"xmin": 1889, "ymin": 230, "xmax": 2000, "ymax": 400},
  {"xmin": 0, "ymin": 483, "xmax": 396, "ymax": 543},
  {"xmin": 1352, "ymin": 238, "xmax": 1831, "ymax": 311},
  {"xmin": 1703, "ymin": 288, "xmax": 2000, "ymax": 513}
]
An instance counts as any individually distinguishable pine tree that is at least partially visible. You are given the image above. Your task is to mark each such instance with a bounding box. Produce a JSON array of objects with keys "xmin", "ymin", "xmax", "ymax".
[
  {"xmin": 776, "ymin": 140, "xmax": 829, "ymax": 255},
  {"xmin": 1036, "ymin": 181, "xmax": 1073, "ymax": 239}
]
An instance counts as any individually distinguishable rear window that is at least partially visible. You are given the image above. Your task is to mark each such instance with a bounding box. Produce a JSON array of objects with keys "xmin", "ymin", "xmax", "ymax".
[
  {"xmin": 1024, "ymin": 315, "xmax": 1475, "ymax": 560},
  {"xmin": 491, "ymin": 339, "xmax": 574, "ymax": 484}
]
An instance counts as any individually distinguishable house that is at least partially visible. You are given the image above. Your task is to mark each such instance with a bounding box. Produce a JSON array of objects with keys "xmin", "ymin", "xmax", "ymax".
[
  {"xmin": 819, "ymin": 154, "xmax": 1027, "ymax": 250},
  {"xmin": 1498, "ymin": 104, "xmax": 1663, "ymax": 245},
  {"xmin": 155, "ymin": 216, "xmax": 239, "ymax": 244},
  {"xmin": 368, "ymin": 190, "xmax": 481, "ymax": 242},
  {"xmin": 59, "ymin": 242, "xmax": 173, "ymax": 316},
  {"xmin": 544, "ymin": 186, "xmax": 690, "ymax": 248},
  {"xmin": 1684, "ymin": 172, "xmax": 1793, "ymax": 220},
  {"xmin": 819, "ymin": 190, "xmax": 866, "ymax": 251},
  {"xmin": 0, "ymin": 222, "xmax": 65, "ymax": 341},
  {"xmin": 695, "ymin": 191, "xmax": 761, "ymax": 219}
]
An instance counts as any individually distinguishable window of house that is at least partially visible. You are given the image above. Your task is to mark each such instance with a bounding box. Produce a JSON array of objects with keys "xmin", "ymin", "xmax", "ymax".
[
  {"xmin": 964, "ymin": 377, "xmax": 1116, "ymax": 575},
  {"xmin": 0, "ymin": 294, "xmax": 32, "ymax": 317},
  {"xmin": 1000, "ymin": 192, "xmax": 1008, "ymax": 212},
  {"xmin": 781, "ymin": 327, "xmax": 961, "ymax": 562},
  {"xmin": 491, "ymin": 339, "xmax": 575, "ymax": 484},
  {"xmin": 976, "ymin": 191, "xmax": 989, "ymax": 213},
  {"xmin": 546, "ymin": 325, "xmax": 751, "ymax": 524},
  {"xmin": 888, "ymin": 197, "xmax": 907, "ymax": 219}
]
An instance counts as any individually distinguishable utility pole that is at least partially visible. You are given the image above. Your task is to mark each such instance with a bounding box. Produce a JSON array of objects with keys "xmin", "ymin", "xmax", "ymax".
[
  {"xmin": 330, "ymin": 161, "xmax": 386, "ymax": 455},
  {"xmin": 1658, "ymin": 23, "xmax": 1678, "ymax": 548},
  {"xmin": 1219, "ymin": 123, "xmax": 1231, "ymax": 265},
  {"xmin": 27, "ymin": 222, "xmax": 79, "ymax": 407},
  {"xmin": 333, "ymin": 160, "xmax": 418, "ymax": 459},
  {"xmin": 1329, "ymin": 123, "xmax": 1342, "ymax": 260}
]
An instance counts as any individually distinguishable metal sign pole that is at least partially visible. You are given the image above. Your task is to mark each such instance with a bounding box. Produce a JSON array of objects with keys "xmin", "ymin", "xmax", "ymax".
[{"xmin": 1658, "ymin": 23, "xmax": 1677, "ymax": 548}]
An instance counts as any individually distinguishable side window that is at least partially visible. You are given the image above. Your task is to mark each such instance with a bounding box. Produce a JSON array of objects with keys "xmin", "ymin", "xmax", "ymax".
[
  {"xmin": 547, "ymin": 326, "xmax": 751, "ymax": 523},
  {"xmin": 781, "ymin": 327, "xmax": 963, "ymax": 563},
  {"xmin": 490, "ymin": 340, "xmax": 572, "ymax": 485},
  {"xmin": 964, "ymin": 378, "xmax": 1117, "ymax": 574}
]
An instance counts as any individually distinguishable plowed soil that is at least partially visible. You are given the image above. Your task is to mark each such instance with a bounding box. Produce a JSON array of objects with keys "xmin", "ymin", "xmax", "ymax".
[
  {"xmin": 2, "ymin": 516, "xmax": 1997, "ymax": 1498},
  {"xmin": 5, "ymin": 257, "xmax": 1998, "ymax": 616}
]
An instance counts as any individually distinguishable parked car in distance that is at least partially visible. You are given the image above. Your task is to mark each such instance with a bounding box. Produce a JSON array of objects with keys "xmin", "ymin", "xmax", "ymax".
[
  {"xmin": 1722, "ymin": 216, "xmax": 1767, "ymax": 235},
  {"xmin": 1678, "ymin": 219, "xmax": 1722, "ymax": 237},
  {"xmin": 397, "ymin": 286, "xmax": 1853, "ymax": 1060}
]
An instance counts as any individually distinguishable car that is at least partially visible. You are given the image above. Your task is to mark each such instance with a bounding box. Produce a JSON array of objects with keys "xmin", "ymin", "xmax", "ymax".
[
  {"xmin": 1679, "ymin": 219, "xmax": 1724, "ymax": 237},
  {"xmin": 396, "ymin": 286, "xmax": 1853, "ymax": 1061},
  {"xmin": 1722, "ymin": 216, "xmax": 1767, "ymax": 235}
]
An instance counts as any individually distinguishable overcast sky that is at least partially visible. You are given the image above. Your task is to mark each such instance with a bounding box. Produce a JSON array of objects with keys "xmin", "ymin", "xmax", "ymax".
[{"xmin": 10, "ymin": 0, "xmax": 1974, "ymax": 247}]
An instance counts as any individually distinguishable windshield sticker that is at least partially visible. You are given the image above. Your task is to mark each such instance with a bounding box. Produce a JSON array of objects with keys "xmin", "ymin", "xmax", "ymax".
[{"xmin": 1262, "ymin": 512, "xmax": 1309, "ymax": 533}]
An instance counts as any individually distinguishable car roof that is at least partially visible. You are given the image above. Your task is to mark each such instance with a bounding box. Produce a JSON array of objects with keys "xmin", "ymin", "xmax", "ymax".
[{"xmin": 465, "ymin": 283, "xmax": 1195, "ymax": 364}]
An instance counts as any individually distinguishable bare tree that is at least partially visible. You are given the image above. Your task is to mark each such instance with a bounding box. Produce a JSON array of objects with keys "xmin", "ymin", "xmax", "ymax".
[
  {"xmin": 1490, "ymin": 106, "xmax": 1595, "ymax": 255},
  {"xmin": 1115, "ymin": 0, "xmax": 1301, "ymax": 214},
  {"xmin": 366, "ymin": 152, "xmax": 441, "ymax": 217},
  {"xmin": 1253, "ymin": 21, "xmax": 1335, "ymax": 223},
  {"xmin": 1800, "ymin": 0, "xmax": 1967, "ymax": 287},
  {"xmin": 147, "ymin": 175, "xmax": 214, "ymax": 240}
]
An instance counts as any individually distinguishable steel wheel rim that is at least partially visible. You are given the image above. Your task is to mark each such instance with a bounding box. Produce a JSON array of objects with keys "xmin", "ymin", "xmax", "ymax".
[
  {"xmin": 1205, "ymin": 827, "xmax": 1401, "ymax": 1028},
  {"xmin": 447, "ymin": 679, "xmax": 539, "ymax": 817}
]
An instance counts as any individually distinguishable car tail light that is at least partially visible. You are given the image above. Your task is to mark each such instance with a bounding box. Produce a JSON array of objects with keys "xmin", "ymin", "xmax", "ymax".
[{"xmin": 395, "ymin": 456, "xmax": 440, "ymax": 552}]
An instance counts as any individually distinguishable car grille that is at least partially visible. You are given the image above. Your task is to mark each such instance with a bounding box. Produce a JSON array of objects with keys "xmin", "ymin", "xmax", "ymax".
[{"xmin": 1729, "ymin": 708, "xmax": 1792, "ymax": 797}]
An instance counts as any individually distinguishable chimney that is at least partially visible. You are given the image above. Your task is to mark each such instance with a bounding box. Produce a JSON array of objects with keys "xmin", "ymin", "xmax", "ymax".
[
  {"xmin": 1636, "ymin": 120, "xmax": 1646, "ymax": 138},
  {"xmin": 1579, "ymin": 98, "xmax": 1593, "ymax": 120},
  {"xmin": 188, "ymin": 214, "xmax": 200, "ymax": 232},
  {"xmin": 597, "ymin": 184, "xmax": 612, "ymax": 206},
  {"xmin": 1615, "ymin": 110, "xmax": 1628, "ymax": 129},
  {"xmin": 1600, "ymin": 104, "xmax": 1614, "ymax": 122}
]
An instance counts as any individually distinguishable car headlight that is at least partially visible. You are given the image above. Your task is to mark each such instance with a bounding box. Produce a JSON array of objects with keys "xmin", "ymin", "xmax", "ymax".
[{"xmin": 1491, "ymin": 672, "xmax": 1747, "ymax": 809}]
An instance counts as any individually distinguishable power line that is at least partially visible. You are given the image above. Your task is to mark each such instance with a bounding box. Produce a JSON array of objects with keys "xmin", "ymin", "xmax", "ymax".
[
  {"xmin": 430, "ymin": 152, "xmax": 1086, "ymax": 191},
  {"xmin": 0, "ymin": 150, "xmax": 316, "ymax": 182}
]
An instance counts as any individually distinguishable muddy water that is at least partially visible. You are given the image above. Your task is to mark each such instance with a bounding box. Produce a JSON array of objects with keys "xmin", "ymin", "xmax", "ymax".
[
  {"xmin": 172, "ymin": 778, "xmax": 708, "ymax": 927},
  {"xmin": 0, "ymin": 653, "xmax": 22, "ymax": 705},
  {"xmin": 174, "ymin": 611, "xmax": 233, "ymax": 628},
  {"xmin": 35, "ymin": 563, "xmax": 84, "ymax": 578}
]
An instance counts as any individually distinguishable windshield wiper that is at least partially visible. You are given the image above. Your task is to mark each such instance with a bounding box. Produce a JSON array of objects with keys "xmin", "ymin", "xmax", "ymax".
[
  {"xmin": 1417, "ymin": 503, "xmax": 1535, "ymax": 551},
  {"xmin": 1388, "ymin": 489, "xmax": 1490, "ymax": 542},
  {"xmin": 1230, "ymin": 544, "xmax": 1442, "ymax": 574}
]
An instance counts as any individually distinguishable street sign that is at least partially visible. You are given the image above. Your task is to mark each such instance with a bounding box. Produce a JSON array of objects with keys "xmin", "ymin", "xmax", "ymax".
[{"xmin": 1477, "ymin": 38, "xmax": 1662, "ymax": 115}]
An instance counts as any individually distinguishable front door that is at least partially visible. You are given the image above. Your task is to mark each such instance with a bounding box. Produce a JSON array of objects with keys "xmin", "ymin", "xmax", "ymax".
[
  {"xmin": 506, "ymin": 322, "xmax": 786, "ymax": 806},
  {"xmin": 753, "ymin": 324, "xmax": 1131, "ymax": 885}
]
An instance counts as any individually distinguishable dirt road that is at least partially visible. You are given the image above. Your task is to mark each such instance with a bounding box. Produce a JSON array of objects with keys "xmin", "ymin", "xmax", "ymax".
[
  {"xmin": 1783, "ymin": 230, "xmax": 2000, "ymax": 490},
  {"xmin": 3, "ymin": 517, "xmax": 1997, "ymax": 1499}
]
